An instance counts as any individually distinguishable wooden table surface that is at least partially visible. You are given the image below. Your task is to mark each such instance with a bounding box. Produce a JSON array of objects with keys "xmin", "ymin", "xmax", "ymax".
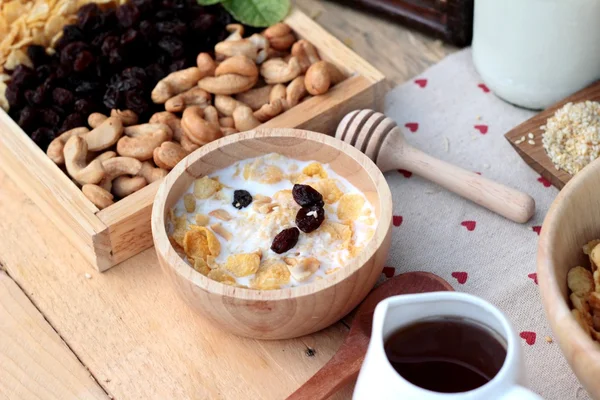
[{"xmin": 0, "ymin": 2, "xmax": 455, "ymax": 399}]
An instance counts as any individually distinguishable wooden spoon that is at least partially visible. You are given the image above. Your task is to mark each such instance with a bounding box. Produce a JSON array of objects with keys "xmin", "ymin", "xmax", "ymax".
[
  {"xmin": 336, "ymin": 109, "xmax": 536, "ymax": 223},
  {"xmin": 286, "ymin": 271, "xmax": 454, "ymax": 400}
]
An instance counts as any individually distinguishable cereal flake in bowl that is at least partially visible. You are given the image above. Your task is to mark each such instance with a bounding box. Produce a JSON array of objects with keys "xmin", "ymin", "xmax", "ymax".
[{"xmin": 152, "ymin": 128, "xmax": 392, "ymax": 339}]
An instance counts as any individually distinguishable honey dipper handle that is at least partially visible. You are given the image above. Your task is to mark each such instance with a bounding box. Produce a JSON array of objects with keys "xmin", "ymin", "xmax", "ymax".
[{"xmin": 378, "ymin": 132, "xmax": 535, "ymax": 223}]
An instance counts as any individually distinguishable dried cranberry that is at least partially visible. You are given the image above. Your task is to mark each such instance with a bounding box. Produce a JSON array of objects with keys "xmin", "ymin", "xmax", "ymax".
[
  {"xmin": 232, "ymin": 190, "xmax": 252, "ymax": 209},
  {"xmin": 271, "ymin": 227, "xmax": 300, "ymax": 254},
  {"xmin": 17, "ymin": 106, "xmax": 37, "ymax": 130},
  {"xmin": 296, "ymin": 206, "xmax": 325, "ymax": 233},
  {"xmin": 27, "ymin": 45, "xmax": 49, "ymax": 67},
  {"xmin": 30, "ymin": 127, "xmax": 56, "ymax": 151},
  {"xmin": 292, "ymin": 184, "xmax": 324, "ymax": 208},
  {"xmin": 116, "ymin": 3, "xmax": 140, "ymax": 28},
  {"xmin": 60, "ymin": 113, "xmax": 86, "ymax": 133},
  {"xmin": 158, "ymin": 36, "xmax": 184, "ymax": 58},
  {"xmin": 52, "ymin": 88, "xmax": 75, "ymax": 107},
  {"xmin": 74, "ymin": 51, "xmax": 95, "ymax": 72}
]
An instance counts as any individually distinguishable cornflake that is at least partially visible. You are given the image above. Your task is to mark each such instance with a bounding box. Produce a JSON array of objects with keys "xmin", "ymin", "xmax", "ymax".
[
  {"xmin": 223, "ymin": 253, "xmax": 261, "ymax": 277},
  {"xmin": 183, "ymin": 225, "xmax": 221, "ymax": 263},
  {"xmin": 251, "ymin": 259, "xmax": 291, "ymax": 290},
  {"xmin": 337, "ymin": 193, "xmax": 366, "ymax": 221},
  {"xmin": 194, "ymin": 176, "xmax": 222, "ymax": 199}
]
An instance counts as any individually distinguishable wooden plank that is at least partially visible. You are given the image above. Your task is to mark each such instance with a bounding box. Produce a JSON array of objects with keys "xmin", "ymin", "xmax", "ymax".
[
  {"xmin": 0, "ymin": 112, "xmax": 112, "ymax": 270},
  {"xmin": 0, "ymin": 173, "xmax": 353, "ymax": 400},
  {"xmin": 504, "ymin": 80, "xmax": 600, "ymax": 190},
  {"xmin": 0, "ymin": 271, "xmax": 109, "ymax": 400}
]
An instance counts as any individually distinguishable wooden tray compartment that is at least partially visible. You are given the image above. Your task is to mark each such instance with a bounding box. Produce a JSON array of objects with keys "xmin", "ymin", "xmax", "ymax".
[
  {"xmin": 0, "ymin": 8, "xmax": 385, "ymax": 271},
  {"xmin": 505, "ymin": 81, "xmax": 600, "ymax": 190}
]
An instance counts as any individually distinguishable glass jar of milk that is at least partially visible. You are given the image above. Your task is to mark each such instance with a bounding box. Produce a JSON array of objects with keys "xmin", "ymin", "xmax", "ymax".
[{"xmin": 472, "ymin": 0, "xmax": 600, "ymax": 110}]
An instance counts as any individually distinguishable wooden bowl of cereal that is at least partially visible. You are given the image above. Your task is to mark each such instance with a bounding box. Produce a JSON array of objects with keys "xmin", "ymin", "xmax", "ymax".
[
  {"xmin": 151, "ymin": 128, "xmax": 392, "ymax": 339},
  {"xmin": 538, "ymin": 157, "xmax": 600, "ymax": 396}
]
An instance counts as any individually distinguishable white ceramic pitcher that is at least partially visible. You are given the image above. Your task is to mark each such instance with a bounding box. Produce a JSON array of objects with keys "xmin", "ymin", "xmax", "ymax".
[{"xmin": 353, "ymin": 292, "xmax": 543, "ymax": 399}]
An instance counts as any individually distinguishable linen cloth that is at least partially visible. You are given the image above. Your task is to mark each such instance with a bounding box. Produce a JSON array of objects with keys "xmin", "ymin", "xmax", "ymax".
[{"xmin": 381, "ymin": 48, "xmax": 588, "ymax": 399}]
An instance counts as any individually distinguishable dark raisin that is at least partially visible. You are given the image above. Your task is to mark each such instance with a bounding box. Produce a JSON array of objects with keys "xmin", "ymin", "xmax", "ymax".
[
  {"xmin": 168, "ymin": 58, "xmax": 187, "ymax": 72},
  {"xmin": 131, "ymin": 0, "xmax": 155, "ymax": 15},
  {"xmin": 292, "ymin": 184, "xmax": 324, "ymax": 208},
  {"xmin": 60, "ymin": 41, "xmax": 88, "ymax": 65},
  {"xmin": 35, "ymin": 65, "xmax": 52, "ymax": 81},
  {"xmin": 103, "ymin": 86, "xmax": 122, "ymax": 109},
  {"xmin": 74, "ymin": 99, "xmax": 95, "ymax": 114},
  {"xmin": 5, "ymin": 83, "xmax": 23, "ymax": 108},
  {"xmin": 39, "ymin": 108, "xmax": 61, "ymax": 127},
  {"xmin": 56, "ymin": 25, "xmax": 85, "ymax": 50},
  {"xmin": 52, "ymin": 88, "xmax": 75, "ymax": 107},
  {"xmin": 156, "ymin": 20, "xmax": 187, "ymax": 36},
  {"xmin": 271, "ymin": 227, "xmax": 300, "ymax": 254},
  {"xmin": 121, "ymin": 67, "xmax": 147, "ymax": 83},
  {"xmin": 17, "ymin": 106, "xmax": 37, "ymax": 130},
  {"xmin": 233, "ymin": 190, "xmax": 252, "ymax": 209},
  {"xmin": 73, "ymin": 51, "xmax": 95, "ymax": 72},
  {"xmin": 116, "ymin": 3, "xmax": 140, "ymax": 28},
  {"xmin": 120, "ymin": 29, "xmax": 140, "ymax": 47},
  {"xmin": 145, "ymin": 63, "xmax": 166, "ymax": 82},
  {"xmin": 124, "ymin": 91, "xmax": 148, "ymax": 115},
  {"xmin": 91, "ymin": 31, "xmax": 111, "ymax": 48},
  {"xmin": 101, "ymin": 36, "xmax": 119, "ymax": 56},
  {"xmin": 77, "ymin": 3, "xmax": 101, "ymax": 33},
  {"xmin": 60, "ymin": 113, "xmax": 86, "ymax": 133},
  {"xmin": 158, "ymin": 36, "xmax": 184, "ymax": 58},
  {"xmin": 30, "ymin": 127, "xmax": 56, "ymax": 151},
  {"xmin": 75, "ymin": 81, "xmax": 100, "ymax": 94},
  {"xmin": 155, "ymin": 10, "xmax": 175, "ymax": 20},
  {"xmin": 10, "ymin": 65, "xmax": 35, "ymax": 88},
  {"xmin": 295, "ymin": 205, "xmax": 325, "ymax": 233},
  {"xmin": 190, "ymin": 13, "xmax": 216, "ymax": 32},
  {"xmin": 25, "ymin": 85, "xmax": 49, "ymax": 106},
  {"xmin": 138, "ymin": 20, "xmax": 156, "ymax": 41},
  {"xmin": 27, "ymin": 45, "xmax": 49, "ymax": 66}
]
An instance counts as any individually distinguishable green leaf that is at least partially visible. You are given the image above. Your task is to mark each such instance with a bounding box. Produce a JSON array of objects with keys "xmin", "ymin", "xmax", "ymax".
[
  {"xmin": 221, "ymin": 0, "xmax": 290, "ymax": 27},
  {"xmin": 197, "ymin": 0, "xmax": 223, "ymax": 5}
]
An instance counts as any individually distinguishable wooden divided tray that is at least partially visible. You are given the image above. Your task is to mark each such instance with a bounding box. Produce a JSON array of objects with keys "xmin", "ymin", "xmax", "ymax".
[
  {"xmin": 0, "ymin": 8, "xmax": 385, "ymax": 272},
  {"xmin": 505, "ymin": 80, "xmax": 600, "ymax": 189}
]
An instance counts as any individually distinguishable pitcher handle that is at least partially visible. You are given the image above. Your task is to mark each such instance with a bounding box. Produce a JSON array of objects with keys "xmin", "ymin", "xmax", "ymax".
[{"xmin": 500, "ymin": 385, "xmax": 544, "ymax": 399}]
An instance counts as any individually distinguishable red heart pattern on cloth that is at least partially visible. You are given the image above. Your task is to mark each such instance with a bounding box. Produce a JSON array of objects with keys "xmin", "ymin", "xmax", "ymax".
[
  {"xmin": 474, "ymin": 125, "xmax": 488, "ymax": 134},
  {"xmin": 398, "ymin": 169, "xmax": 412, "ymax": 178},
  {"xmin": 414, "ymin": 79, "xmax": 428, "ymax": 88},
  {"xmin": 461, "ymin": 221, "xmax": 476, "ymax": 231},
  {"xmin": 383, "ymin": 266, "xmax": 395, "ymax": 278},
  {"xmin": 475, "ymin": 172, "xmax": 482, "ymax": 175},
  {"xmin": 477, "ymin": 83, "xmax": 490, "ymax": 93},
  {"xmin": 393, "ymin": 215, "xmax": 403, "ymax": 227},
  {"xmin": 520, "ymin": 331, "xmax": 536, "ymax": 345},
  {"xmin": 451, "ymin": 272, "xmax": 468, "ymax": 284},
  {"xmin": 532, "ymin": 226, "xmax": 542, "ymax": 235},
  {"xmin": 528, "ymin": 273, "xmax": 538, "ymax": 285},
  {"xmin": 537, "ymin": 176, "xmax": 551, "ymax": 187},
  {"xmin": 405, "ymin": 122, "xmax": 419, "ymax": 133}
]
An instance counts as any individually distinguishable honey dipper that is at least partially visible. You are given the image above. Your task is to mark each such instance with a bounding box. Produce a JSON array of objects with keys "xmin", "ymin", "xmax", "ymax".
[{"xmin": 335, "ymin": 110, "xmax": 535, "ymax": 223}]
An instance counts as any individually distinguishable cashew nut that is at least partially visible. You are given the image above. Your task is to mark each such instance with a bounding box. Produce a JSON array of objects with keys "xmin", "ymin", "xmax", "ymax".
[
  {"xmin": 197, "ymin": 52, "xmax": 217, "ymax": 77},
  {"xmin": 264, "ymin": 23, "xmax": 296, "ymax": 51},
  {"xmin": 214, "ymin": 95, "xmax": 243, "ymax": 116},
  {"xmin": 260, "ymin": 57, "xmax": 301, "ymax": 84},
  {"xmin": 99, "ymin": 157, "xmax": 142, "ymax": 191},
  {"xmin": 63, "ymin": 135, "xmax": 105, "ymax": 185},
  {"xmin": 215, "ymin": 39, "xmax": 259, "ymax": 61},
  {"xmin": 180, "ymin": 133, "xmax": 200, "ymax": 153},
  {"xmin": 304, "ymin": 61, "xmax": 345, "ymax": 95},
  {"xmin": 215, "ymin": 56, "xmax": 258, "ymax": 78},
  {"xmin": 181, "ymin": 106, "xmax": 223, "ymax": 145},
  {"xmin": 270, "ymin": 84, "xmax": 286, "ymax": 104},
  {"xmin": 235, "ymin": 85, "xmax": 272, "ymax": 110},
  {"xmin": 150, "ymin": 111, "xmax": 185, "ymax": 142},
  {"xmin": 93, "ymin": 151, "xmax": 117, "ymax": 163},
  {"xmin": 203, "ymin": 106, "xmax": 219, "ymax": 124},
  {"xmin": 47, "ymin": 127, "xmax": 89, "ymax": 164},
  {"xmin": 82, "ymin": 184, "xmax": 114, "ymax": 210},
  {"xmin": 165, "ymin": 87, "xmax": 211, "ymax": 113},
  {"xmin": 219, "ymin": 117, "xmax": 235, "ymax": 128},
  {"xmin": 233, "ymin": 105, "xmax": 261, "ymax": 132},
  {"xmin": 225, "ymin": 24, "xmax": 244, "ymax": 41},
  {"xmin": 110, "ymin": 109, "xmax": 139, "ymax": 126},
  {"xmin": 88, "ymin": 113, "xmax": 108, "ymax": 129},
  {"xmin": 112, "ymin": 176, "xmax": 147, "ymax": 198},
  {"xmin": 153, "ymin": 141, "xmax": 189, "ymax": 170},
  {"xmin": 285, "ymin": 75, "xmax": 308, "ymax": 110},
  {"xmin": 139, "ymin": 161, "xmax": 168, "ymax": 183},
  {"xmin": 123, "ymin": 123, "xmax": 173, "ymax": 140},
  {"xmin": 291, "ymin": 39, "xmax": 320, "ymax": 73},
  {"xmin": 117, "ymin": 126, "xmax": 171, "ymax": 161},
  {"xmin": 197, "ymin": 74, "xmax": 257, "ymax": 95},
  {"xmin": 151, "ymin": 67, "xmax": 204, "ymax": 104},
  {"xmin": 254, "ymin": 99, "xmax": 283, "ymax": 123},
  {"xmin": 85, "ymin": 116, "xmax": 124, "ymax": 152},
  {"xmin": 249, "ymin": 34, "xmax": 270, "ymax": 64},
  {"xmin": 221, "ymin": 127, "xmax": 239, "ymax": 136}
]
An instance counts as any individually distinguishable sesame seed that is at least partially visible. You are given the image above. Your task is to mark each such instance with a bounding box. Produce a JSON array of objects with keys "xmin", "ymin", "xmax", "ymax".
[
  {"xmin": 545, "ymin": 336, "xmax": 553, "ymax": 343},
  {"xmin": 542, "ymin": 101, "xmax": 600, "ymax": 175},
  {"xmin": 84, "ymin": 273, "xmax": 92, "ymax": 279},
  {"xmin": 528, "ymin": 140, "xmax": 535, "ymax": 145},
  {"xmin": 528, "ymin": 133, "xmax": 534, "ymax": 139}
]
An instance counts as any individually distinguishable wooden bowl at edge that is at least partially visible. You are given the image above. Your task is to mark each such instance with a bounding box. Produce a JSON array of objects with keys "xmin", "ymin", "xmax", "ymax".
[
  {"xmin": 151, "ymin": 128, "xmax": 393, "ymax": 339},
  {"xmin": 538, "ymin": 157, "xmax": 600, "ymax": 396}
]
